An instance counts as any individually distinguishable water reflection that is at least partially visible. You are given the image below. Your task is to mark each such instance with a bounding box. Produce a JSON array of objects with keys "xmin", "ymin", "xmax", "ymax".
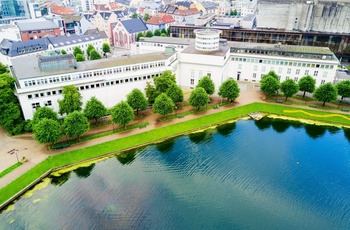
[
  {"xmin": 50, "ymin": 171, "xmax": 71, "ymax": 186},
  {"xmin": 216, "ymin": 122, "xmax": 236, "ymax": 137},
  {"xmin": 271, "ymin": 119, "xmax": 291, "ymax": 133},
  {"xmin": 326, "ymin": 126, "xmax": 341, "ymax": 134},
  {"xmin": 304, "ymin": 125, "xmax": 327, "ymax": 139},
  {"xmin": 343, "ymin": 128, "xmax": 350, "ymax": 143},
  {"xmin": 73, "ymin": 163, "xmax": 95, "ymax": 179},
  {"xmin": 116, "ymin": 147, "xmax": 144, "ymax": 165},
  {"xmin": 254, "ymin": 119, "xmax": 272, "ymax": 131},
  {"xmin": 188, "ymin": 129, "xmax": 214, "ymax": 144},
  {"xmin": 156, "ymin": 138, "xmax": 176, "ymax": 153}
]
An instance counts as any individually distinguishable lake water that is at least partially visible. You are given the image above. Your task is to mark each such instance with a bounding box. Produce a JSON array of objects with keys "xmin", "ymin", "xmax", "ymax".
[{"xmin": 1, "ymin": 119, "xmax": 350, "ymax": 230}]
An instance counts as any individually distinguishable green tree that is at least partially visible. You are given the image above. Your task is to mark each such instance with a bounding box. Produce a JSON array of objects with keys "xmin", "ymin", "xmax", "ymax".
[
  {"xmin": 137, "ymin": 32, "xmax": 144, "ymax": 41},
  {"xmin": 102, "ymin": 43, "xmax": 110, "ymax": 53},
  {"xmin": 84, "ymin": 96, "xmax": 107, "ymax": 122},
  {"xmin": 61, "ymin": 49, "xmax": 67, "ymax": 54},
  {"xmin": 73, "ymin": 46, "xmax": 83, "ymax": 57},
  {"xmin": 153, "ymin": 93, "xmax": 175, "ymax": 116},
  {"xmin": 154, "ymin": 29, "xmax": 161, "ymax": 36},
  {"xmin": 313, "ymin": 83, "xmax": 338, "ymax": 106},
  {"xmin": 161, "ymin": 28, "xmax": 167, "ymax": 35},
  {"xmin": 86, "ymin": 44, "xmax": 95, "ymax": 57},
  {"xmin": 132, "ymin": 12, "xmax": 138, "ymax": 18},
  {"xmin": 263, "ymin": 70, "xmax": 279, "ymax": 80},
  {"xmin": 154, "ymin": 70, "xmax": 176, "ymax": 93},
  {"xmin": 161, "ymin": 33, "xmax": 167, "ymax": 37},
  {"xmin": 218, "ymin": 79, "xmax": 240, "ymax": 102},
  {"xmin": 260, "ymin": 75, "xmax": 280, "ymax": 97},
  {"xmin": 145, "ymin": 30, "xmax": 153, "ymax": 37},
  {"xmin": 280, "ymin": 79, "xmax": 299, "ymax": 101},
  {"xmin": 336, "ymin": 80, "xmax": 350, "ymax": 103},
  {"xmin": 75, "ymin": 53, "xmax": 85, "ymax": 62},
  {"xmin": 58, "ymin": 85, "xmax": 83, "ymax": 115},
  {"xmin": 143, "ymin": 13, "xmax": 150, "ymax": 22},
  {"xmin": 197, "ymin": 76, "xmax": 215, "ymax": 95},
  {"xmin": 63, "ymin": 111, "xmax": 89, "ymax": 139},
  {"xmin": 298, "ymin": 75, "xmax": 316, "ymax": 98},
  {"xmin": 0, "ymin": 62, "xmax": 8, "ymax": 74},
  {"xmin": 166, "ymin": 83, "xmax": 184, "ymax": 105},
  {"xmin": 189, "ymin": 87, "xmax": 209, "ymax": 111},
  {"xmin": 230, "ymin": 9, "xmax": 238, "ymax": 16},
  {"xmin": 34, "ymin": 118, "xmax": 62, "ymax": 145},
  {"xmin": 145, "ymin": 81, "xmax": 159, "ymax": 104},
  {"xmin": 126, "ymin": 88, "xmax": 148, "ymax": 115},
  {"xmin": 111, "ymin": 101, "xmax": 134, "ymax": 129},
  {"xmin": 32, "ymin": 107, "xmax": 58, "ymax": 127},
  {"xmin": 89, "ymin": 49, "xmax": 102, "ymax": 60}
]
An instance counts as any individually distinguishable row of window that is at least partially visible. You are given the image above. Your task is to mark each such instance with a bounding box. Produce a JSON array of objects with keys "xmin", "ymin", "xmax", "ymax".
[
  {"xmin": 23, "ymin": 61, "xmax": 166, "ymax": 87},
  {"xmin": 233, "ymin": 57, "xmax": 335, "ymax": 69},
  {"xmin": 25, "ymin": 29, "xmax": 54, "ymax": 34},
  {"xmin": 32, "ymin": 101, "xmax": 52, "ymax": 109},
  {"xmin": 27, "ymin": 74, "xmax": 158, "ymax": 100}
]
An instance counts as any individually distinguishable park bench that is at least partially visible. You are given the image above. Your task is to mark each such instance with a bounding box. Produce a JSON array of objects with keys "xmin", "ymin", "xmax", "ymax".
[
  {"xmin": 309, "ymin": 104, "xmax": 317, "ymax": 108},
  {"xmin": 139, "ymin": 124, "xmax": 147, "ymax": 129},
  {"xmin": 177, "ymin": 114, "xmax": 185, "ymax": 118},
  {"xmin": 276, "ymin": 99, "xmax": 284, "ymax": 103},
  {"xmin": 213, "ymin": 105, "xmax": 220, "ymax": 109},
  {"xmin": 341, "ymin": 108, "xmax": 350, "ymax": 112},
  {"xmin": 52, "ymin": 143, "xmax": 70, "ymax": 150}
]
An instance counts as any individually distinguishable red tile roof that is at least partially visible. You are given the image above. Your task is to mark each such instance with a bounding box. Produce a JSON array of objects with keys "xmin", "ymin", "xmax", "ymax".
[
  {"xmin": 50, "ymin": 4, "xmax": 76, "ymax": 15},
  {"xmin": 161, "ymin": 14, "xmax": 175, "ymax": 23}
]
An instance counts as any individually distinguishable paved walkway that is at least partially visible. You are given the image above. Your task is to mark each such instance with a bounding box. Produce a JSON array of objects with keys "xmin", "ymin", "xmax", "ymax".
[{"xmin": 0, "ymin": 81, "xmax": 347, "ymax": 190}]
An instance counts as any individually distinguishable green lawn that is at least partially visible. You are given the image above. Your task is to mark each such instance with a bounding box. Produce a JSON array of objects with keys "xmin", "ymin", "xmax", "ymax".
[
  {"xmin": 0, "ymin": 162, "xmax": 23, "ymax": 179},
  {"xmin": 1, "ymin": 102, "xmax": 350, "ymax": 206}
]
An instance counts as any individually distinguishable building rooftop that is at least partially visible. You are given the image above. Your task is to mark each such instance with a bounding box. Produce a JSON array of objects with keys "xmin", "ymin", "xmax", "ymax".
[
  {"xmin": 121, "ymin": 18, "xmax": 148, "ymax": 33},
  {"xmin": 11, "ymin": 52, "xmax": 173, "ymax": 80},
  {"xmin": 15, "ymin": 18, "xmax": 59, "ymax": 31},
  {"xmin": 182, "ymin": 43, "xmax": 229, "ymax": 56},
  {"xmin": 139, "ymin": 36, "xmax": 192, "ymax": 45}
]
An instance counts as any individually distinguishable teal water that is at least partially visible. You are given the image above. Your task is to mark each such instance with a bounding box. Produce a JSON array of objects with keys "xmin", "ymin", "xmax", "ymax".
[{"xmin": 1, "ymin": 119, "xmax": 350, "ymax": 229}]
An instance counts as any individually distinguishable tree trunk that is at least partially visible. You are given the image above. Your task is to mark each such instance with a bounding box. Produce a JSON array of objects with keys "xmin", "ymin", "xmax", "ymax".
[
  {"xmin": 323, "ymin": 101, "xmax": 326, "ymax": 106},
  {"xmin": 303, "ymin": 91, "xmax": 306, "ymax": 98},
  {"xmin": 285, "ymin": 96, "xmax": 288, "ymax": 101},
  {"xmin": 136, "ymin": 109, "xmax": 139, "ymax": 116}
]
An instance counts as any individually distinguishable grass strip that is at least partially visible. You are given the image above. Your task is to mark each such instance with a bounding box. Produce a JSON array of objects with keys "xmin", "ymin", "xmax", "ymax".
[
  {"xmin": 1, "ymin": 102, "xmax": 350, "ymax": 206},
  {"xmin": 0, "ymin": 162, "xmax": 23, "ymax": 179}
]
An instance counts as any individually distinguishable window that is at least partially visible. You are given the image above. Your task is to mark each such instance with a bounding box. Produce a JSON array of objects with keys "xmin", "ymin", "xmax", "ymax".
[
  {"xmin": 294, "ymin": 77, "xmax": 298, "ymax": 82},
  {"xmin": 207, "ymin": 73, "xmax": 211, "ymax": 78},
  {"xmin": 305, "ymin": 70, "xmax": 309, "ymax": 75},
  {"xmin": 253, "ymin": 73, "xmax": 257, "ymax": 78},
  {"xmin": 278, "ymin": 67, "xmax": 282, "ymax": 73},
  {"xmin": 287, "ymin": 68, "xmax": 291, "ymax": 74},
  {"xmin": 32, "ymin": 102, "xmax": 40, "ymax": 109},
  {"xmin": 44, "ymin": 100, "xmax": 52, "ymax": 106},
  {"xmin": 296, "ymin": 69, "xmax": 300, "ymax": 75},
  {"xmin": 314, "ymin": 71, "xmax": 318, "ymax": 77},
  {"xmin": 323, "ymin": 72, "xmax": 328, "ymax": 78},
  {"xmin": 191, "ymin": 79, "xmax": 194, "ymax": 85},
  {"xmin": 28, "ymin": 95, "xmax": 32, "ymax": 99},
  {"xmin": 321, "ymin": 80, "xmax": 326, "ymax": 85}
]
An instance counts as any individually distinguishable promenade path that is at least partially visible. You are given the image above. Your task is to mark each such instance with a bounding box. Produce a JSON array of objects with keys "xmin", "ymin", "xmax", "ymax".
[{"xmin": 0, "ymin": 81, "xmax": 347, "ymax": 190}]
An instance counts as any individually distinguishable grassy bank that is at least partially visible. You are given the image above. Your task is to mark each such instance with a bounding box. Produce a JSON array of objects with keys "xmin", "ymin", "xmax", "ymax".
[
  {"xmin": 0, "ymin": 162, "xmax": 23, "ymax": 179},
  {"xmin": 1, "ymin": 102, "xmax": 350, "ymax": 206}
]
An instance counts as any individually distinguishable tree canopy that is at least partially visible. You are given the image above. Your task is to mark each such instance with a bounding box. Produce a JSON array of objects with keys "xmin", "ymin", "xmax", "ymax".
[
  {"xmin": 0, "ymin": 62, "xmax": 8, "ymax": 74},
  {"xmin": 336, "ymin": 80, "xmax": 350, "ymax": 103},
  {"xmin": 313, "ymin": 83, "xmax": 338, "ymax": 106},
  {"xmin": 263, "ymin": 70, "xmax": 279, "ymax": 80},
  {"xmin": 166, "ymin": 83, "xmax": 184, "ymax": 104},
  {"xmin": 63, "ymin": 111, "xmax": 89, "ymax": 139},
  {"xmin": 61, "ymin": 49, "xmax": 67, "ymax": 54},
  {"xmin": 111, "ymin": 101, "xmax": 134, "ymax": 129},
  {"xmin": 153, "ymin": 93, "xmax": 175, "ymax": 116},
  {"xmin": 89, "ymin": 49, "xmax": 102, "ymax": 60},
  {"xmin": 126, "ymin": 88, "xmax": 148, "ymax": 115},
  {"xmin": 143, "ymin": 13, "xmax": 150, "ymax": 22},
  {"xmin": 218, "ymin": 79, "xmax": 240, "ymax": 102},
  {"xmin": 154, "ymin": 29, "xmax": 161, "ymax": 36},
  {"xmin": 73, "ymin": 46, "xmax": 83, "ymax": 57},
  {"xmin": 146, "ymin": 30, "xmax": 153, "ymax": 37},
  {"xmin": 145, "ymin": 82, "xmax": 160, "ymax": 104},
  {"xmin": 161, "ymin": 28, "xmax": 167, "ymax": 35},
  {"xmin": 75, "ymin": 53, "xmax": 85, "ymax": 62},
  {"xmin": 280, "ymin": 79, "xmax": 299, "ymax": 101},
  {"xmin": 189, "ymin": 87, "xmax": 209, "ymax": 111},
  {"xmin": 197, "ymin": 76, "xmax": 215, "ymax": 95},
  {"xmin": 58, "ymin": 85, "xmax": 83, "ymax": 115},
  {"xmin": 132, "ymin": 12, "xmax": 138, "ymax": 18},
  {"xmin": 86, "ymin": 44, "xmax": 95, "ymax": 57},
  {"xmin": 298, "ymin": 75, "xmax": 316, "ymax": 98},
  {"xmin": 102, "ymin": 43, "xmax": 111, "ymax": 53},
  {"xmin": 34, "ymin": 118, "xmax": 62, "ymax": 145},
  {"xmin": 84, "ymin": 96, "xmax": 107, "ymax": 122},
  {"xmin": 32, "ymin": 107, "xmax": 58, "ymax": 127},
  {"xmin": 154, "ymin": 70, "xmax": 176, "ymax": 93},
  {"xmin": 137, "ymin": 32, "xmax": 144, "ymax": 41},
  {"xmin": 260, "ymin": 75, "xmax": 280, "ymax": 97}
]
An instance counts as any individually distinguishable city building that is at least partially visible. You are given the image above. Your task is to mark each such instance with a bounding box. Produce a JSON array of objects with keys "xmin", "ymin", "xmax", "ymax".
[
  {"xmin": 113, "ymin": 18, "xmax": 148, "ymax": 49},
  {"xmin": 15, "ymin": 18, "xmax": 63, "ymax": 41},
  {"xmin": 10, "ymin": 27, "xmax": 340, "ymax": 121},
  {"xmin": 10, "ymin": 51, "xmax": 177, "ymax": 120}
]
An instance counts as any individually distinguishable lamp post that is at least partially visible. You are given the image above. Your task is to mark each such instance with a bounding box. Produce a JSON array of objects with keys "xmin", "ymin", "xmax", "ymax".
[
  {"xmin": 112, "ymin": 122, "xmax": 114, "ymax": 132},
  {"xmin": 15, "ymin": 149, "xmax": 19, "ymax": 163}
]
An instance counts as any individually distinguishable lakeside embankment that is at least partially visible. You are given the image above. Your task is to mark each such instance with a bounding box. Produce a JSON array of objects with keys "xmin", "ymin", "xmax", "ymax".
[{"xmin": 1, "ymin": 102, "xmax": 350, "ymax": 209}]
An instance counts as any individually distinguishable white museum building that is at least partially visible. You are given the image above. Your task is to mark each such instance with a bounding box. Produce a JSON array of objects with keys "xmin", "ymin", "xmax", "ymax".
[{"xmin": 10, "ymin": 28, "xmax": 339, "ymax": 120}]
